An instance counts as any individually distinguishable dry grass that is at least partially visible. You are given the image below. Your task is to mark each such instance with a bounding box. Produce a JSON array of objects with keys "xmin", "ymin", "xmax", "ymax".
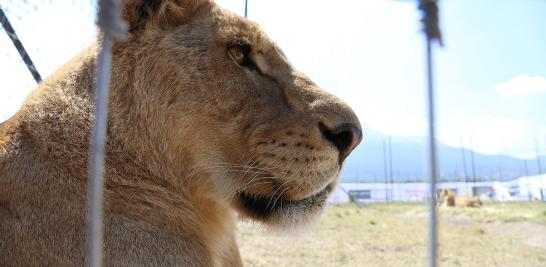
[{"xmin": 237, "ymin": 202, "xmax": 546, "ymax": 267}]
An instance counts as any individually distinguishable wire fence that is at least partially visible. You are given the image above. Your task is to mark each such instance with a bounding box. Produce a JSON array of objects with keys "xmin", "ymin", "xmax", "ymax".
[
  {"xmin": 335, "ymin": 177, "xmax": 546, "ymax": 204},
  {"xmin": 0, "ymin": 0, "xmax": 96, "ymax": 122},
  {"xmin": 1, "ymin": 1, "xmax": 544, "ymax": 267},
  {"xmin": 0, "ymin": 7, "xmax": 41, "ymax": 83}
]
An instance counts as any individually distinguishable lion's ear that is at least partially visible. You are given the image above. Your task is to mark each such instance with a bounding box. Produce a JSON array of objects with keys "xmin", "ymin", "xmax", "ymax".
[{"xmin": 123, "ymin": 0, "xmax": 210, "ymax": 32}]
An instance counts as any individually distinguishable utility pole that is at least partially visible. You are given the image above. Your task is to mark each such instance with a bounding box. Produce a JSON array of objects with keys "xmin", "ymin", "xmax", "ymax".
[
  {"xmin": 388, "ymin": 136, "xmax": 394, "ymax": 201},
  {"xmin": 535, "ymin": 137, "xmax": 543, "ymax": 175},
  {"xmin": 523, "ymin": 159, "xmax": 529, "ymax": 176},
  {"xmin": 469, "ymin": 137, "xmax": 477, "ymax": 195},
  {"xmin": 535, "ymin": 137, "xmax": 545, "ymax": 201},
  {"xmin": 460, "ymin": 137, "xmax": 469, "ymax": 194},
  {"xmin": 383, "ymin": 139, "xmax": 389, "ymax": 202}
]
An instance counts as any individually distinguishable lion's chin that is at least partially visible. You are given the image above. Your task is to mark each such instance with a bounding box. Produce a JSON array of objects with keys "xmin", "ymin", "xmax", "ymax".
[{"xmin": 235, "ymin": 182, "xmax": 334, "ymax": 228}]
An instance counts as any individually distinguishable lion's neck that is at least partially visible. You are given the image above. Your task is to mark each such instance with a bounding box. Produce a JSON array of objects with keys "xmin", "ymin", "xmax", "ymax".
[
  {"xmin": 10, "ymin": 46, "xmax": 96, "ymax": 178},
  {"xmin": 12, "ymin": 44, "xmax": 218, "ymax": 196},
  {"xmin": 5, "ymin": 46, "xmax": 143, "ymax": 182},
  {"xmin": 1, "ymin": 44, "xmax": 240, "ymax": 265}
]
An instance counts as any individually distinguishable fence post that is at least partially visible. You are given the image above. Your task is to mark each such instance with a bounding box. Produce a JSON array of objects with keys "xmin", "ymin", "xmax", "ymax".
[{"xmin": 87, "ymin": 0, "xmax": 127, "ymax": 266}]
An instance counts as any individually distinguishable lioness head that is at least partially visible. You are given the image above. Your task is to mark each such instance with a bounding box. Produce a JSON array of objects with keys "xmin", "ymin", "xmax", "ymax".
[{"xmin": 112, "ymin": 0, "xmax": 362, "ymax": 228}]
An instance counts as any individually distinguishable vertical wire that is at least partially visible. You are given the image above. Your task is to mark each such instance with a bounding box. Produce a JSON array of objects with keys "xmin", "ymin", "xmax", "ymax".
[
  {"xmin": 88, "ymin": 33, "xmax": 112, "ymax": 267},
  {"xmin": 244, "ymin": 0, "xmax": 248, "ymax": 18},
  {"xmin": 87, "ymin": 1, "xmax": 127, "ymax": 266},
  {"xmin": 418, "ymin": 1, "xmax": 442, "ymax": 267},
  {"xmin": 425, "ymin": 37, "xmax": 438, "ymax": 267}
]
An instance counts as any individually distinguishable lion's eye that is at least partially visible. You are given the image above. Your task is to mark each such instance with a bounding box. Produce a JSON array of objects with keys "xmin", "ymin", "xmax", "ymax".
[
  {"xmin": 228, "ymin": 45, "xmax": 247, "ymax": 65},
  {"xmin": 227, "ymin": 44, "xmax": 262, "ymax": 74}
]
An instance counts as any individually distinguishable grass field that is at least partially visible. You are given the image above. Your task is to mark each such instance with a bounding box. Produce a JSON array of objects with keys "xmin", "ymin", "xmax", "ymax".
[{"xmin": 237, "ymin": 202, "xmax": 546, "ymax": 267}]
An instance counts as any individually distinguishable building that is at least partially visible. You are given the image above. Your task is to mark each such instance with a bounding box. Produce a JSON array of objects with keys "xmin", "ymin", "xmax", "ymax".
[{"xmin": 329, "ymin": 174, "xmax": 546, "ymax": 203}]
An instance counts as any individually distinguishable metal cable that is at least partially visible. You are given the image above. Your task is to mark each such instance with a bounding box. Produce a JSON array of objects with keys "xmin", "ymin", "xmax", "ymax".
[
  {"xmin": 418, "ymin": 1, "xmax": 442, "ymax": 267},
  {"xmin": 87, "ymin": 0, "xmax": 127, "ymax": 266},
  {"xmin": 0, "ymin": 6, "xmax": 42, "ymax": 83},
  {"xmin": 244, "ymin": 0, "xmax": 248, "ymax": 18},
  {"xmin": 419, "ymin": 0, "xmax": 443, "ymax": 45}
]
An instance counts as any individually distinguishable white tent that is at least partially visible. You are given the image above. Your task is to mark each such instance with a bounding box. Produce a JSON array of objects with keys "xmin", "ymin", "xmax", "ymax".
[{"xmin": 329, "ymin": 174, "xmax": 546, "ymax": 203}]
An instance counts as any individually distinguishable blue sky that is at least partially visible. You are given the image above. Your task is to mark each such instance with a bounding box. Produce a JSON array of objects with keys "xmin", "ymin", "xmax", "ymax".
[
  {"xmin": 1, "ymin": 0, "xmax": 545, "ymax": 159},
  {"xmin": 436, "ymin": 0, "xmax": 546, "ymax": 158}
]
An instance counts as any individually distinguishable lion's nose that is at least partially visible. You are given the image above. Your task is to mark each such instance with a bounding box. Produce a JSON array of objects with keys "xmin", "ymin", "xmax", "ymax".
[{"xmin": 318, "ymin": 122, "xmax": 362, "ymax": 163}]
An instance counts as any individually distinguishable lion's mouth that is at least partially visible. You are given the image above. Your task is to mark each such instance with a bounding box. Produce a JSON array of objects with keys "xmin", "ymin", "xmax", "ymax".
[{"xmin": 237, "ymin": 183, "xmax": 333, "ymax": 219}]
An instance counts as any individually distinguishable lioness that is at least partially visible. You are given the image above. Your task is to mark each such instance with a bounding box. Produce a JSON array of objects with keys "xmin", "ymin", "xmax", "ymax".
[
  {"xmin": 0, "ymin": 0, "xmax": 361, "ymax": 266},
  {"xmin": 438, "ymin": 189, "xmax": 482, "ymax": 208}
]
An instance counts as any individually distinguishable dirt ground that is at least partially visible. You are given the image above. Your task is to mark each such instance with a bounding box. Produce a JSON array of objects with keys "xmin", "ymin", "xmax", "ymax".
[{"xmin": 236, "ymin": 202, "xmax": 546, "ymax": 267}]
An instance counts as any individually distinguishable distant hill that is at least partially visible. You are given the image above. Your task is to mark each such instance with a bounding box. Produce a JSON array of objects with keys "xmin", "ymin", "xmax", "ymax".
[{"xmin": 341, "ymin": 128, "xmax": 545, "ymax": 182}]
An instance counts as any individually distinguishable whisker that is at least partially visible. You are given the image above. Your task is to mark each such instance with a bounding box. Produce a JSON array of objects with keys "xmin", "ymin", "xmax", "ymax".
[{"xmin": 267, "ymin": 178, "xmax": 293, "ymax": 212}]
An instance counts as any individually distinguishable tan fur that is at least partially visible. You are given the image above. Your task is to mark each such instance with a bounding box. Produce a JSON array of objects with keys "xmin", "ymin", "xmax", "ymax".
[
  {"xmin": 0, "ymin": 0, "xmax": 361, "ymax": 266},
  {"xmin": 439, "ymin": 189, "xmax": 482, "ymax": 208}
]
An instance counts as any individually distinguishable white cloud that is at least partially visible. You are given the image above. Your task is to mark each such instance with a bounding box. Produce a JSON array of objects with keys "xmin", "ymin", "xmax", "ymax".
[
  {"xmin": 362, "ymin": 114, "xmax": 427, "ymax": 137},
  {"xmin": 439, "ymin": 116, "xmax": 540, "ymax": 159},
  {"xmin": 495, "ymin": 75, "xmax": 546, "ymax": 96}
]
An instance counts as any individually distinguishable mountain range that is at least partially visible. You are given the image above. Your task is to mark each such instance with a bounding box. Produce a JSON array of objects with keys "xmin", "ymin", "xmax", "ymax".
[{"xmin": 342, "ymin": 128, "xmax": 545, "ymax": 183}]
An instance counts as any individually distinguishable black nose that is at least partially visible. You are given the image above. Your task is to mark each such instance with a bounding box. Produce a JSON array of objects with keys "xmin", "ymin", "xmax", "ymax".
[{"xmin": 319, "ymin": 122, "xmax": 362, "ymax": 162}]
